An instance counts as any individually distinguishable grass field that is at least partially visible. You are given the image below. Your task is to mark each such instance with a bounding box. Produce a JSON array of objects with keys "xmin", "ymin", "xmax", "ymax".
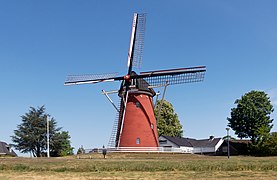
[{"xmin": 0, "ymin": 153, "xmax": 276, "ymax": 179}]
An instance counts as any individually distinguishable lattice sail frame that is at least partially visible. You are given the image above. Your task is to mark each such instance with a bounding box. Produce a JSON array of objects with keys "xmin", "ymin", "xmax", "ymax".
[
  {"xmin": 142, "ymin": 71, "xmax": 205, "ymax": 87},
  {"xmin": 65, "ymin": 72, "xmax": 118, "ymax": 85},
  {"xmin": 132, "ymin": 14, "xmax": 146, "ymax": 69},
  {"xmin": 139, "ymin": 66, "xmax": 206, "ymax": 87},
  {"xmin": 64, "ymin": 66, "xmax": 206, "ymax": 87}
]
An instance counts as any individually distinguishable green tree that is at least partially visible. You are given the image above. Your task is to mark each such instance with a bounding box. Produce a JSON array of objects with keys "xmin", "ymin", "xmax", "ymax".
[
  {"xmin": 250, "ymin": 130, "xmax": 277, "ymax": 156},
  {"xmin": 227, "ymin": 90, "xmax": 274, "ymax": 144},
  {"xmin": 264, "ymin": 132, "xmax": 277, "ymax": 155},
  {"xmin": 50, "ymin": 131, "xmax": 74, "ymax": 157},
  {"xmin": 249, "ymin": 124, "xmax": 271, "ymax": 155},
  {"xmin": 155, "ymin": 100, "xmax": 183, "ymax": 137},
  {"xmin": 77, "ymin": 146, "xmax": 85, "ymax": 154},
  {"xmin": 11, "ymin": 106, "xmax": 73, "ymax": 157}
]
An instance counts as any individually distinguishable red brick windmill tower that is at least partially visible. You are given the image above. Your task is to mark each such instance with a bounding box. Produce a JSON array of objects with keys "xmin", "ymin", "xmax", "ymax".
[{"xmin": 65, "ymin": 13, "xmax": 206, "ymax": 148}]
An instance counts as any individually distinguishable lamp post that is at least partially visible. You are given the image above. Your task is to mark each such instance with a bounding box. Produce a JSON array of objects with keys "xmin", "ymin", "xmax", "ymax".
[
  {"xmin": 47, "ymin": 116, "xmax": 50, "ymax": 158},
  {"xmin": 226, "ymin": 127, "xmax": 230, "ymax": 159}
]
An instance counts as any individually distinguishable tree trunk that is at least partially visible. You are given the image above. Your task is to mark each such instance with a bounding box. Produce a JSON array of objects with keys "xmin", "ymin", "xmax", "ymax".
[{"xmin": 36, "ymin": 146, "xmax": 41, "ymax": 157}]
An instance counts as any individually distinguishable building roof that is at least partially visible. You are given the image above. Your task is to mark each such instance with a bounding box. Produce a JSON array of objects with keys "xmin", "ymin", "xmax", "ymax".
[
  {"xmin": 0, "ymin": 141, "xmax": 17, "ymax": 156},
  {"xmin": 161, "ymin": 135, "xmax": 222, "ymax": 148},
  {"xmin": 229, "ymin": 139, "xmax": 251, "ymax": 144},
  {"xmin": 0, "ymin": 141, "xmax": 9, "ymax": 154},
  {"xmin": 161, "ymin": 136, "xmax": 194, "ymax": 147},
  {"xmin": 189, "ymin": 138, "xmax": 222, "ymax": 147}
]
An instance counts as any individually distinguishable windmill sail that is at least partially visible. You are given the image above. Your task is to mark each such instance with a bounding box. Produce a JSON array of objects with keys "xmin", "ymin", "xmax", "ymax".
[
  {"xmin": 127, "ymin": 13, "xmax": 138, "ymax": 74},
  {"xmin": 64, "ymin": 72, "xmax": 121, "ymax": 85},
  {"xmin": 127, "ymin": 13, "xmax": 146, "ymax": 74},
  {"xmin": 132, "ymin": 13, "xmax": 146, "ymax": 69},
  {"xmin": 139, "ymin": 66, "xmax": 206, "ymax": 87}
]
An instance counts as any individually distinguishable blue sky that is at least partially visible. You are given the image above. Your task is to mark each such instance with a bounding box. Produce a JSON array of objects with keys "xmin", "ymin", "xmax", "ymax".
[{"xmin": 1, "ymin": 1, "xmax": 277, "ymax": 155}]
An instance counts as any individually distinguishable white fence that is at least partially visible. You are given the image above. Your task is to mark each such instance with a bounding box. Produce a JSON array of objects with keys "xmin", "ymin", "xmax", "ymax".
[{"xmin": 84, "ymin": 147, "xmax": 194, "ymax": 154}]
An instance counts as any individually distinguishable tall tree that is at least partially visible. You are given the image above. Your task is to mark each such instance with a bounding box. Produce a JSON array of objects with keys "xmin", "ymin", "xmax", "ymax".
[
  {"xmin": 155, "ymin": 100, "xmax": 183, "ymax": 137},
  {"xmin": 11, "ymin": 106, "xmax": 73, "ymax": 157},
  {"xmin": 227, "ymin": 90, "xmax": 274, "ymax": 144}
]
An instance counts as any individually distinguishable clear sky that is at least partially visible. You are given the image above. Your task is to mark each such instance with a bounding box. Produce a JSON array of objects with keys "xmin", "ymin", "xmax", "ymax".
[{"xmin": 1, "ymin": 1, "xmax": 277, "ymax": 155}]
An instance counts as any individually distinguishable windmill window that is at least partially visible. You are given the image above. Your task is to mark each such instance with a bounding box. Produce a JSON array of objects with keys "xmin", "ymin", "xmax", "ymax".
[
  {"xmin": 135, "ymin": 102, "xmax": 140, "ymax": 108},
  {"xmin": 136, "ymin": 138, "xmax": 140, "ymax": 144}
]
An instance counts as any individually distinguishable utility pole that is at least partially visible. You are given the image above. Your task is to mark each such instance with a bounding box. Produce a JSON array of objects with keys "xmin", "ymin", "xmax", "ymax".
[
  {"xmin": 226, "ymin": 127, "xmax": 230, "ymax": 159},
  {"xmin": 47, "ymin": 116, "xmax": 50, "ymax": 158}
]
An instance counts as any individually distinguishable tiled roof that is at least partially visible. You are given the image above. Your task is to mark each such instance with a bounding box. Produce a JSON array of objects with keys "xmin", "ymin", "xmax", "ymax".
[
  {"xmin": 229, "ymin": 139, "xmax": 251, "ymax": 144},
  {"xmin": 188, "ymin": 138, "xmax": 222, "ymax": 147},
  {"xmin": 162, "ymin": 136, "xmax": 194, "ymax": 147},
  {"xmin": 161, "ymin": 136, "xmax": 222, "ymax": 148}
]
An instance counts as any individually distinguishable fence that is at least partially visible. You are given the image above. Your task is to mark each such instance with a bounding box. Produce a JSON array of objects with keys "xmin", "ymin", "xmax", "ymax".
[{"xmin": 84, "ymin": 146, "xmax": 194, "ymax": 154}]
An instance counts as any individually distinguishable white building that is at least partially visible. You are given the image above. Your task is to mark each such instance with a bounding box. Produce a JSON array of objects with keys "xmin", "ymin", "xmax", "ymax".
[{"xmin": 159, "ymin": 135, "xmax": 224, "ymax": 154}]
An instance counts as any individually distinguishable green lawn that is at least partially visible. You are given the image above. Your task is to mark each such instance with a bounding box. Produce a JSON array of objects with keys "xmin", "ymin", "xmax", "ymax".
[{"xmin": 0, "ymin": 153, "xmax": 276, "ymax": 179}]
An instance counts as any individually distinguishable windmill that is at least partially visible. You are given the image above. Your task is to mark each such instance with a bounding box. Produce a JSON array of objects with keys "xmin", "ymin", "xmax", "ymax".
[{"xmin": 65, "ymin": 13, "xmax": 206, "ymax": 148}]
